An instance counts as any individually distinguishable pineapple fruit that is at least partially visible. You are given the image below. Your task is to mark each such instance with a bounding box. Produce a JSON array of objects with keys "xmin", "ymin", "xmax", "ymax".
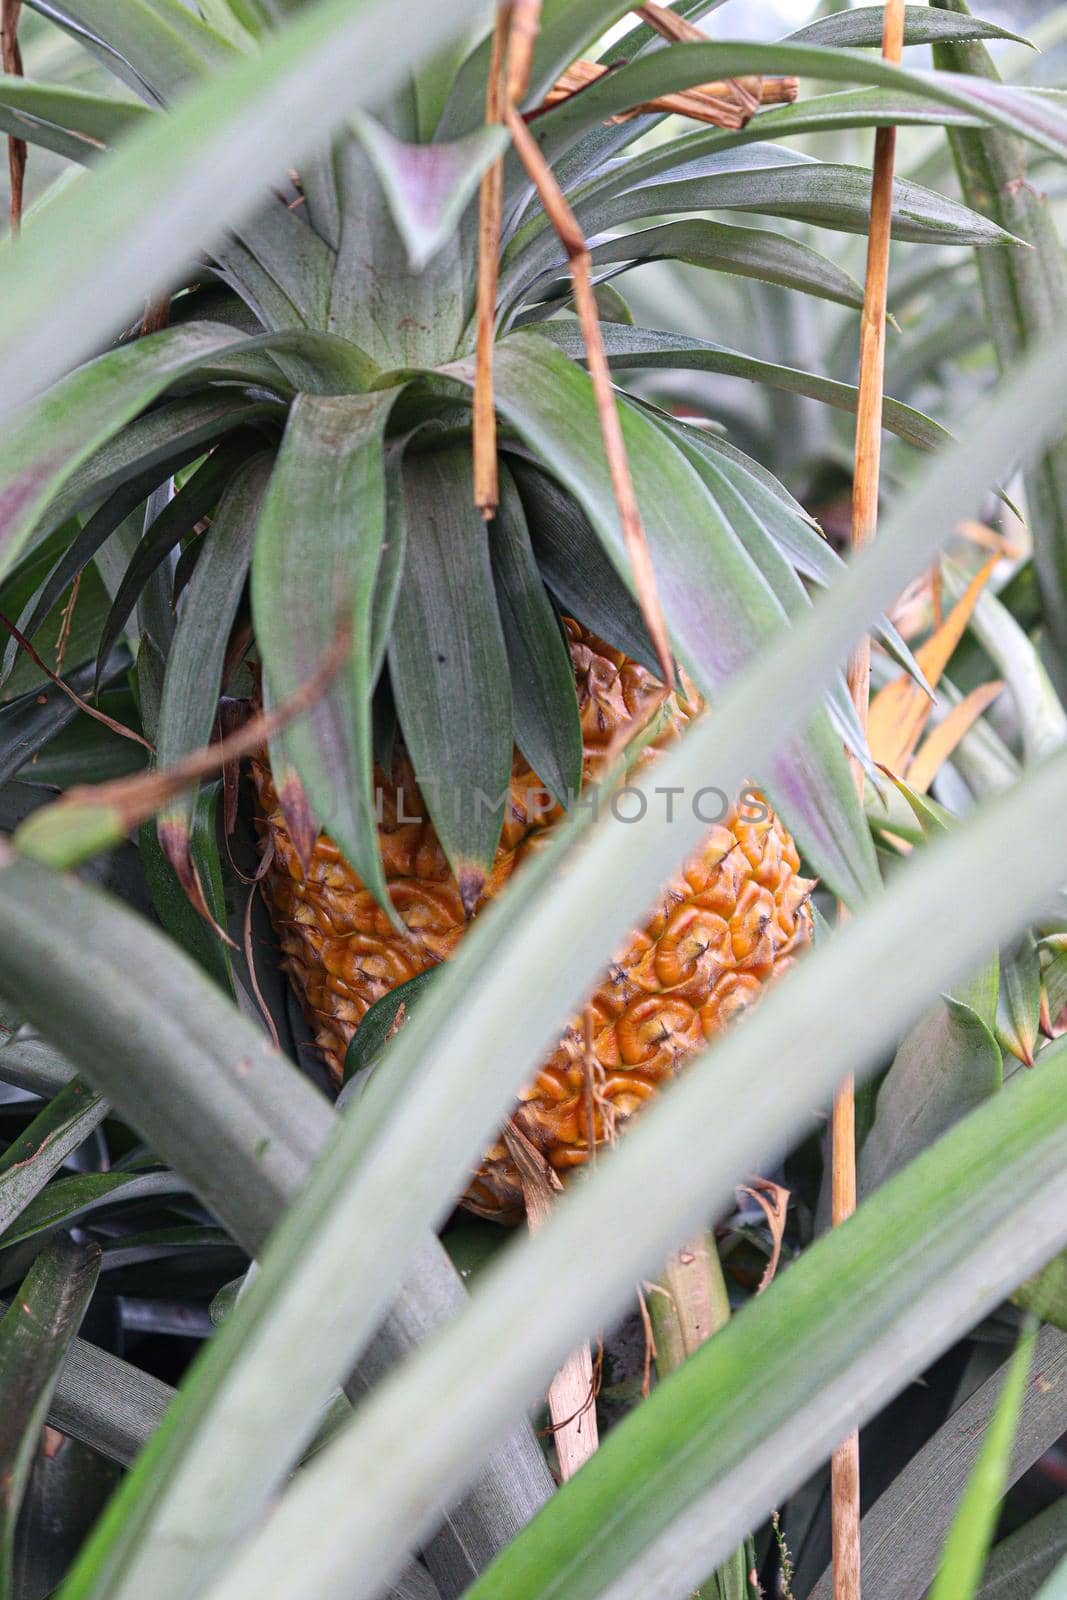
[{"xmin": 251, "ymin": 618, "xmax": 813, "ymax": 1223}]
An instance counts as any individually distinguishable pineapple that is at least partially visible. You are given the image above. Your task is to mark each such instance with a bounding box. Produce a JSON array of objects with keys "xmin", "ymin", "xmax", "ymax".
[{"xmin": 251, "ymin": 617, "xmax": 812, "ymax": 1222}]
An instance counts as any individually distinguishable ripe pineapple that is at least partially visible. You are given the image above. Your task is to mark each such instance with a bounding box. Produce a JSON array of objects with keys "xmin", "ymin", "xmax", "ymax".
[{"xmin": 251, "ymin": 618, "xmax": 813, "ymax": 1222}]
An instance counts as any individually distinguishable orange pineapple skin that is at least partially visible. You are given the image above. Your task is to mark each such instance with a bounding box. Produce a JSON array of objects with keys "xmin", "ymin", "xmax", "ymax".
[{"xmin": 250, "ymin": 620, "xmax": 813, "ymax": 1222}]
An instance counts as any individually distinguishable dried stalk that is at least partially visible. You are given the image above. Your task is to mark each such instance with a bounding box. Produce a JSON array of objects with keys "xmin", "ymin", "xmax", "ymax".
[
  {"xmin": 503, "ymin": 1122, "xmax": 600, "ymax": 1479},
  {"xmin": 543, "ymin": 58, "xmax": 796, "ymax": 128},
  {"xmin": 1, "ymin": 0, "xmax": 25, "ymax": 233},
  {"xmin": 506, "ymin": 0, "xmax": 542, "ymax": 105},
  {"xmin": 472, "ymin": 4, "xmax": 511, "ymax": 516},
  {"xmin": 832, "ymin": 4, "xmax": 906, "ymax": 1598},
  {"xmin": 504, "ymin": 102, "xmax": 674, "ymax": 689}
]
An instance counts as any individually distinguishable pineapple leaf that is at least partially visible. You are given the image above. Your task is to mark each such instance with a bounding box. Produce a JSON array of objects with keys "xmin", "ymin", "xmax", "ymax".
[
  {"xmin": 0, "ymin": 323, "xmax": 268, "ymax": 590},
  {"xmin": 525, "ymin": 41, "xmax": 1067, "ymax": 167},
  {"xmin": 0, "ymin": 78, "xmax": 148, "ymax": 162},
  {"xmin": 583, "ymin": 219, "xmax": 867, "ymax": 311},
  {"xmin": 21, "ymin": 0, "xmax": 240, "ymax": 99},
  {"xmin": 0, "ymin": 652, "xmax": 130, "ymax": 788},
  {"xmin": 342, "ymin": 968, "xmax": 439, "ymax": 1085},
  {"xmin": 538, "ymin": 321, "xmax": 949, "ymax": 453},
  {"xmin": 506, "ymin": 159, "xmax": 1016, "ymax": 300},
  {"xmin": 355, "ymin": 115, "xmax": 508, "ymax": 272},
  {"xmin": 671, "ymin": 434, "xmax": 875, "ymax": 775},
  {"xmin": 0, "ymin": 1079, "xmax": 108, "ymax": 1238},
  {"xmin": 140, "ymin": 788, "xmax": 234, "ymax": 995},
  {"xmin": 252, "ymin": 389, "xmax": 399, "ymax": 916},
  {"xmin": 933, "ymin": 7, "xmax": 1067, "ymax": 695},
  {"xmin": 45, "ymin": 395, "xmax": 282, "ymax": 537},
  {"xmin": 491, "ymin": 466, "xmax": 583, "ymax": 810},
  {"xmin": 786, "ymin": 5, "xmax": 1031, "ymax": 49},
  {"xmin": 929, "ymin": 1323, "xmax": 1036, "ymax": 1600},
  {"xmin": 156, "ymin": 454, "xmax": 271, "ymax": 852},
  {"xmin": 0, "ymin": 462, "xmax": 183, "ymax": 688},
  {"xmin": 329, "ymin": 137, "xmax": 465, "ymax": 369},
  {"xmin": 506, "ymin": 459, "xmax": 661, "ymax": 676},
  {"xmin": 0, "ymin": 1170, "xmax": 189, "ymax": 1250},
  {"xmin": 458, "ymin": 1075, "xmax": 1058, "ymax": 1600},
  {"xmin": 0, "ymin": 0, "xmax": 486, "ymax": 422},
  {"xmin": 0, "ymin": 1235, "xmax": 100, "ymax": 1596},
  {"xmin": 447, "ymin": 331, "xmax": 879, "ymax": 904},
  {"xmin": 389, "ymin": 447, "xmax": 513, "ymax": 907},
  {"xmin": 94, "ymin": 436, "xmax": 260, "ymax": 694},
  {"xmin": 858, "ymin": 997, "xmax": 1003, "ymax": 1197}
]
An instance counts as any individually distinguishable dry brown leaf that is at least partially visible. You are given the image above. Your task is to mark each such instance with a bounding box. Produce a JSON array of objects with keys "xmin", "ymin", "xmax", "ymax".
[
  {"xmin": 867, "ymin": 555, "xmax": 998, "ymax": 773},
  {"xmin": 906, "ymin": 679, "xmax": 1005, "ymax": 794}
]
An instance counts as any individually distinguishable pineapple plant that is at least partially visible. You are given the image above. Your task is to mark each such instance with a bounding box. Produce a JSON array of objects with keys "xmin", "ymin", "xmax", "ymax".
[
  {"xmin": 0, "ymin": 4, "xmax": 1066, "ymax": 1600},
  {"xmin": 0, "ymin": 0, "xmax": 1038, "ymax": 1228}
]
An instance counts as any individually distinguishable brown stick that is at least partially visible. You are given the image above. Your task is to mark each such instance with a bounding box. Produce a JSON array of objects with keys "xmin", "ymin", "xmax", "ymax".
[
  {"xmin": 506, "ymin": 0, "xmax": 542, "ymax": 105},
  {"xmin": 504, "ymin": 102, "xmax": 674, "ymax": 690},
  {"xmin": 472, "ymin": 5, "xmax": 511, "ymax": 517},
  {"xmin": 1, "ymin": 0, "xmax": 25, "ymax": 234},
  {"xmin": 503, "ymin": 1122, "xmax": 600, "ymax": 1479},
  {"xmin": 832, "ymin": 6, "xmax": 905, "ymax": 1599}
]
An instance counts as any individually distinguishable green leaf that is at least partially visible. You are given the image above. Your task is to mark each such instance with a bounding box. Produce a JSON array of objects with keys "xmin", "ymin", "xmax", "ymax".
[
  {"xmin": 490, "ymin": 467, "xmax": 583, "ymax": 808},
  {"xmin": 788, "ymin": 5, "xmax": 1031, "ymax": 49},
  {"xmin": 584, "ymin": 219, "xmax": 866, "ymax": 310},
  {"xmin": 0, "ymin": 1236, "xmax": 100, "ymax": 1600},
  {"xmin": 156, "ymin": 454, "xmax": 270, "ymax": 847},
  {"xmin": 996, "ymin": 933, "xmax": 1042, "ymax": 1069},
  {"xmin": 525, "ymin": 42, "xmax": 1067, "ymax": 168},
  {"xmin": 0, "ymin": 0, "xmax": 485, "ymax": 421},
  {"xmin": 139, "ymin": 790, "xmax": 233, "ymax": 994},
  {"xmin": 252, "ymin": 390, "xmax": 398, "ymax": 912},
  {"xmin": 95, "ymin": 437, "xmax": 257, "ymax": 691},
  {"xmin": 342, "ymin": 969, "xmax": 439, "ymax": 1084},
  {"xmin": 599, "ymin": 158, "xmax": 1015, "ymax": 247},
  {"xmin": 0, "ymin": 652, "xmax": 130, "ymax": 788},
  {"xmin": 933, "ymin": 12, "xmax": 1067, "ymax": 688},
  {"xmin": 0, "ymin": 77, "xmax": 148, "ymax": 163},
  {"xmin": 0, "ymin": 861, "xmax": 549, "ymax": 1600},
  {"xmin": 980, "ymin": 1498, "xmax": 1067, "ymax": 1599},
  {"xmin": 447, "ymin": 332, "xmax": 879, "ymax": 905},
  {"xmin": 930, "ymin": 1324, "xmax": 1037, "ymax": 1600},
  {"xmin": 0, "ymin": 323, "xmax": 268, "ymax": 589},
  {"xmin": 389, "ymin": 446, "xmax": 513, "ymax": 907},
  {"xmin": 859, "ymin": 998, "xmax": 1002, "ymax": 1195},
  {"xmin": 0, "ymin": 1079, "xmax": 109, "ymax": 1238},
  {"xmin": 355, "ymin": 115, "xmax": 508, "ymax": 271},
  {"xmin": 25, "ymin": 0, "xmax": 239, "ymax": 97},
  {"xmin": 328, "ymin": 136, "xmax": 464, "ymax": 368},
  {"xmin": 507, "ymin": 459, "xmax": 660, "ymax": 675},
  {"xmin": 536, "ymin": 321, "xmax": 949, "ymax": 453},
  {"xmin": 1, "ymin": 1170, "xmax": 188, "ymax": 1249}
]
